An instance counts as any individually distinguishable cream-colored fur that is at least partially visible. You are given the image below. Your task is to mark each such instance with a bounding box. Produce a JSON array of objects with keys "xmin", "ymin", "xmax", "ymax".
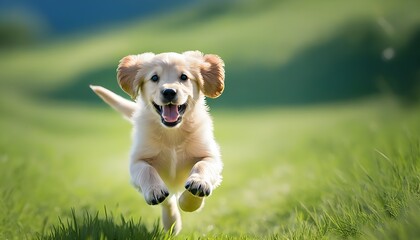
[{"xmin": 91, "ymin": 51, "xmax": 224, "ymax": 235}]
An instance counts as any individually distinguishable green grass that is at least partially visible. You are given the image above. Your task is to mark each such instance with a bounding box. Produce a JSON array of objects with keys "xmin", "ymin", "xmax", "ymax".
[
  {"xmin": 40, "ymin": 208, "xmax": 170, "ymax": 240},
  {"xmin": 1, "ymin": 92, "xmax": 419, "ymax": 239}
]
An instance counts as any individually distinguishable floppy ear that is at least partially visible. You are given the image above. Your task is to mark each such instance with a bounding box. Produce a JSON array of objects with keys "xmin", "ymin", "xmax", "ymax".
[
  {"xmin": 200, "ymin": 54, "xmax": 225, "ymax": 98},
  {"xmin": 117, "ymin": 53, "xmax": 154, "ymax": 99}
]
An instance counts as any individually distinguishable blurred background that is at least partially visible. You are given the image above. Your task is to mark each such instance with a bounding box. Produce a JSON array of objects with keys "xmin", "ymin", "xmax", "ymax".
[
  {"xmin": 1, "ymin": 0, "xmax": 420, "ymax": 238},
  {"xmin": 1, "ymin": 0, "xmax": 419, "ymax": 107}
]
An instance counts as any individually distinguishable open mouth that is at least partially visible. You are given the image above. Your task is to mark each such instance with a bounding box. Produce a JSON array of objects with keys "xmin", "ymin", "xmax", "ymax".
[{"xmin": 153, "ymin": 102, "xmax": 187, "ymax": 127}]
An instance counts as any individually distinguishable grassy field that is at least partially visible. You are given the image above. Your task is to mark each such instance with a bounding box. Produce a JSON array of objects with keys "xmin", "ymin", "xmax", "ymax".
[
  {"xmin": 1, "ymin": 92, "xmax": 419, "ymax": 239},
  {"xmin": 0, "ymin": 0, "xmax": 419, "ymax": 239}
]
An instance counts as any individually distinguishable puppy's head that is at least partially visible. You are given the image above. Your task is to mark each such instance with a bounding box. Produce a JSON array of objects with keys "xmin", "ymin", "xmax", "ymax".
[{"xmin": 117, "ymin": 51, "xmax": 225, "ymax": 128}]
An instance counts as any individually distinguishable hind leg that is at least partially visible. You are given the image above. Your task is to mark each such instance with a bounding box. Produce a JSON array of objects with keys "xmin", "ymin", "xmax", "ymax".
[
  {"xmin": 179, "ymin": 190, "xmax": 205, "ymax": 212},
  {"xmin": 161, "ymin": 195, "xmax": 182, "ymax": 235}
]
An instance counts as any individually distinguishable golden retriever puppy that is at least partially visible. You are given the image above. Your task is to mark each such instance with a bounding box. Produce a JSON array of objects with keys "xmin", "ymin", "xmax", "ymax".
[{"xmin": 90, "ymin": 51, "xmax": 225, "ymax": 235}]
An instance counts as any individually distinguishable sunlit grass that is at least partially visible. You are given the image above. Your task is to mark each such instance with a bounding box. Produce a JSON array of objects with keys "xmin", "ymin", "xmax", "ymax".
[{"xmin": 3, "ymin": 93, "xmax": 418, "ymax": 239}]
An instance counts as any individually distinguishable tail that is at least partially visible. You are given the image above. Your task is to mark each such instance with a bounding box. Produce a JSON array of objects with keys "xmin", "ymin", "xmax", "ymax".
[{"xmin": 90, "ymin": 85, "xmax": 137, "ymax": 120}]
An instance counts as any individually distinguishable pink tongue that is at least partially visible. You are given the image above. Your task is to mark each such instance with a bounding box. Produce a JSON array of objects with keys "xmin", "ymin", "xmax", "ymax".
[{"xmin": 162, "ymin": 105, "xmax": 179, "ymax": 123}]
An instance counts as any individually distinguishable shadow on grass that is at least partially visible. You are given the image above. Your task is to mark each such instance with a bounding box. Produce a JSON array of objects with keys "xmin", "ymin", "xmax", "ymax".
[{"xmin": 39, "ymin": 208, "xmax": 171, "ymax": 240}]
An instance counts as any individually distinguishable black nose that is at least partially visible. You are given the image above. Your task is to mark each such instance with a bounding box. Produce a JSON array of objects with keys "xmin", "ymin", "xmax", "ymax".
[{"xmin": 162, "ymin": 88, "xmax": 177, "ymax": 102}]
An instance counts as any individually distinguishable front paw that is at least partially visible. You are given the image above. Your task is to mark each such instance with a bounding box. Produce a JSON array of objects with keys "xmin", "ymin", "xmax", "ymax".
[
  {"xmin": 185, "ymin": 177, "xmax": 212, "ymax": 197},
  {"xmin": 144, "ymin": 185, "xmax": 169, "ymax": 205}
]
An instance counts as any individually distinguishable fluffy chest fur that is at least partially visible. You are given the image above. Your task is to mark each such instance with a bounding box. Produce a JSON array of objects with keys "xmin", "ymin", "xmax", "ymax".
[{"xmin": 130, "ymin": 105, "xmax": 219, "ymax": 192}]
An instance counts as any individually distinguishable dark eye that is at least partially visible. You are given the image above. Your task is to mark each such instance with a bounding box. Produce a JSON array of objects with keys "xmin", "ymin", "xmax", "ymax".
[
  {"xmin": 151, "ymin": 74, "xmax": 159, "ymax": 82},
  {"xmin": 180, "ymin": 74, "xmax": 188, "ymax": 81}
]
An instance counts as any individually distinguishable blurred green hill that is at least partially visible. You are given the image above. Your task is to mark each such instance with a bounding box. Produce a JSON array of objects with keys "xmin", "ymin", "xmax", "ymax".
[{"xmin": 0, "ymin": 0, "xmax": 419, "ymax": 107}]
